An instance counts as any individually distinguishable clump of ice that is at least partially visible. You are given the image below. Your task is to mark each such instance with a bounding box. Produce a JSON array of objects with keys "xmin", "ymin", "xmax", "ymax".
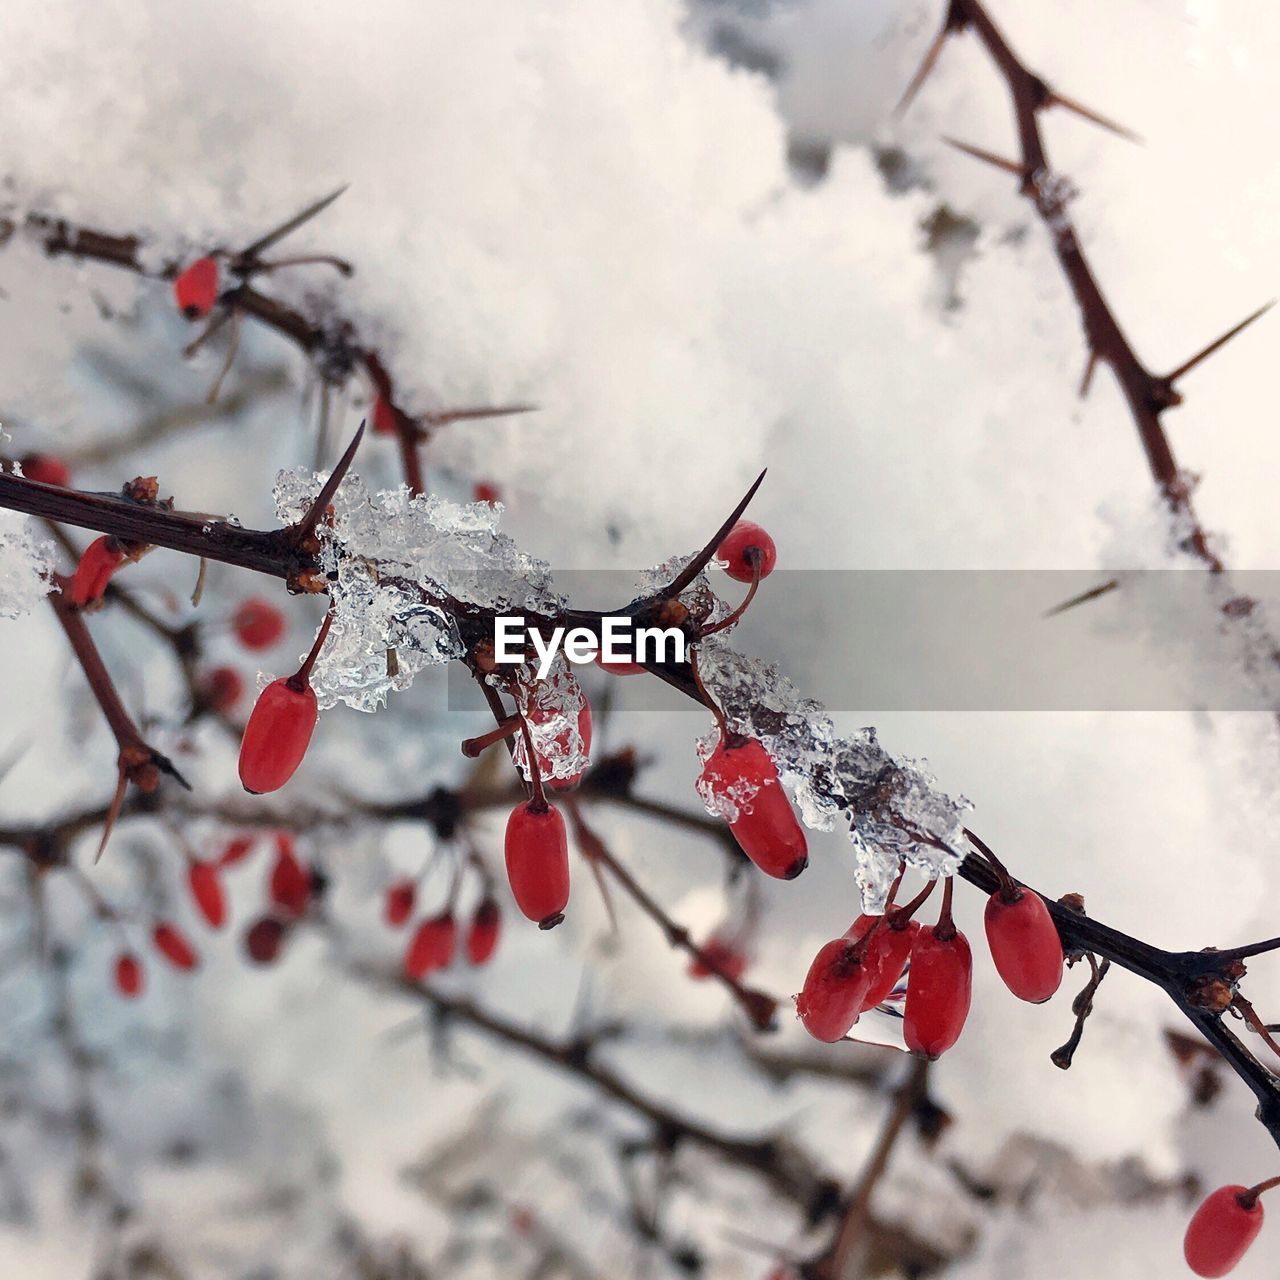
[
  {"xmin": 0, "ymin": 505, "xmax": 55, "ymax": 620},
  {"xmin": 509, "ymin": 655, "xmax": 590, "ymax": 785},
  {"xmin": 273, "ymin": 465, "xmax": 564, "ymax": 712},
  {"xmin": 695, "ymin": 636, "xmax": 970, "ymax": 909}
]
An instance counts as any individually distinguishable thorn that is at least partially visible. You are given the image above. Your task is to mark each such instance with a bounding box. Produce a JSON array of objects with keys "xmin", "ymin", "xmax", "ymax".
[
  {"xmin": 182, "ymin": 299, "xmax": 238, "ymax": 359},
  {"xmin": 664, "ymin": 469, "xmax": 768, "ymax": 600},
  {"xmin": 1165, "ymin": 301, "xmax": 1275, "ymax": 385},
  {"xmin": 895, "ymin": 26, "xmax": 953, "ymax": 117},
  {"xmin": 421, "ymin": 404, "xmax": 539, "ymax": 428},
  {"xmin": 190, "ymin": 556, "xmax": 208, "ymax": 608},
  {"xmin": 96, "ymin": 764, "xmax": 129, "ymax": 862},
  {"xmin": 152, "ymin": 750, "xmax": 192, "ymax": 792},
  {"xmin": 1047, "ymin": 91, "xmax": 1143, "ymax": 143},
  {"xmin": 1078, "ymin": 350, "xmax": 1098, "ymax": 399},
  {"xmin": 942, "ymin": 136, "xmax": 1028, "ymax": 179},
  {"xmin": 236, "ymin": 184, "xmax": 349, "ymax": 264},
  {"xmin": 1043, "ymin": 577, "xmax": 1119, "ymax": 618},
  {"xmin": 294, "ymin": 420, "xmax": 366, "ymax": 540}
]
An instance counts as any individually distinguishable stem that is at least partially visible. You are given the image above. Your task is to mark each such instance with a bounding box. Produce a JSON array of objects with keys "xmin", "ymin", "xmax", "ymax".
[
  {"xmin": 1240, "ymin": 1174, "xmax": 1280, "ymax": 1209},
  {"xmin": 291, "ymin": 611, "xmax": 333, "ymax": 688},
  {"xmin": 701, "ymin": 557, "xmax": 762, "ymax": 636}
]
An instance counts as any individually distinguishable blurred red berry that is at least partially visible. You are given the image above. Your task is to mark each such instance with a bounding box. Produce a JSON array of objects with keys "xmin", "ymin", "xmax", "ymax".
[
  {"xmin": 232, "ymin": 598, "xmax": 286, "ymax": 650},
  {"xmin": 68, "ymin": 536, "xmax": 125, "ymax": 607},
  {"xmin": 21, "ymin": 453, "xmax": 71, "ymax": 487},
  {"xmin": 244, "ymin": 916, "xmax": 287, "ymax": 965},
  {"xmin": 114, "ymin": 952, "xmax": 144, "ymax": 998},
  {"xmin": 465, "ymin": 898, "xmax": 502, "ymax": 966},
  {"xmin": 404, "ymin": 912, "xmax": 457, "ymax": 979},
  {"xmin": 384, "ymin": 878, "xmax": 416, "ymax": 928},
  {"xmin": 688, "ymin": 937, "xmax": 748, "ymax": 981},
  {"xmin": 473, "ymin": 481, "xmax": 501, "ymax": 504},
  {"xmin": 200, "ymin": 665, "xmax": 244, "ymax": 714},
  {"xmin": 188, "ymin": 860, "xmax": 227, "ymax": 929},
  {"xmin": 372, "ymin": 395, "xmax": 398, "ymax": 435},
  {"xmin": 269, "ymin": 834, "xmax": 311, "ymax": 917},
  {"xmin": 174, "ymin": 256, "xmax": 220, "ymax": 318},
  {"xmin": 219, "ymin": 833, "xmax": 256, "ymax": 867},
  {"xmin": 152, "ymin": 922, "xmax": 198, "ymax": 971}
]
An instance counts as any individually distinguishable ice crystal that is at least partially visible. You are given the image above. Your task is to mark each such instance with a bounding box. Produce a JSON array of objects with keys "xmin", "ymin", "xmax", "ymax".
[
  {"xmin": 273, "ymin": 467, "xmax": 564, "ymax": 712},
  {"xmin": 509, "ymin": 655, "xmax": 590, "ymax": 785},
  {"xmin": 695, "ymin": 637, "xmax": 970, "ymax": 910},
  {"xmin": 0, "ymin": 506, "xmax": 55, "ymax": 620}
]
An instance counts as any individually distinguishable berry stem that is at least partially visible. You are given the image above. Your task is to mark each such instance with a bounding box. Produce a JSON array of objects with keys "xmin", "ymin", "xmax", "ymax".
[
  {"xmin": 291, "ymin": 610, "xmax": 334, "ymax": 689},
  {"xmin": 888, "ymin": 877, "xmax": 937, "ymax": 928},
  {"xmin": 934, "ymin": 877, "xmax": 957, "ymax": 942},
  {"xmin": 701, "ymin": 556, "xmax": 762, "ymax": 636},
  {"xmin": 965, "ymin": 827, "xmax": 1020, "ymax": 900},
  {"xmin": 1239, "ymin": 1174, "xmax": 1280, "ymax": 1209},
  {"xmin": 689, "ymin": 647, "xmax": 732, "ymax": 745},
  {"xmin": 461, "ymin": 716, "xmax": 522, "ymax": 758},
  {"xmin": 516, "ymin": 713, "xmax": 548, "ymax": 811}
]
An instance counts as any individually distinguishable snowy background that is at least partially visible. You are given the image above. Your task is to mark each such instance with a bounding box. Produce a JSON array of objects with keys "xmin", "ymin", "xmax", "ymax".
[{"xmin": 1, "ymin": 0, "xmax": 1279, "ymax": 1276}]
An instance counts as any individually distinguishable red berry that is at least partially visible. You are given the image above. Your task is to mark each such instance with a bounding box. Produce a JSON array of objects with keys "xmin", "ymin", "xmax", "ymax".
[
  {"xmin": 200, "ymin": 665, "xmax": 244, "ymax": 714},
  {"xmin": 902, "ymin": 924, "xmax": 972, "ymax": 1059},
  {"xmin": 384, "ymin": 878, "xmax": 416, "ymax": 928},
  {"xmin": 21, "ymin": 453, "xmax": 71, "ymax": 487},
  {"xmin": 688, "ymin": 937, "xmax": 748, "ymax": 981},
  {"xmin": 504, "ymin": 802, "xmax": 571, "ymax": 928},
  {"xmin": 465, "ymin": 898, "xmax": 502, "ymax": 966},
  {"xmin": 68, "ymin": 536, "xmax": 125, "ymax": 607},
  {"xmin": 372, "ymin": 395, "xmax": 398, "ymax": 435},
  {"xmin": 244, "ymin": 916, "xmax": 287, "ymax": 964},
  {"xmin": 698, "ymin": 738, "xmax": 807, "ymax": 880},
  {"xmin": 404, "ymin": 912, "xmax": 457, "ymax": 980},
  {"xmin": 114, "ymin": 952, "xmax": 144, "ymax": 998},
  {"xmin": 717, "ymin": 520, "xmax": 777, "ymax": 583},
  {"xmin": 796, "ymin": 937, "xmax": 871, "ymax": 1042},
  {"xmin": 847, "ymin": 914, "xmax": 919, "ymax": 1011},
  {"xmin": 984, "ymin": 889, "xmax": 1064, "ymax": 1004},
  {"xmin": 188, "ymin": 860, "xmax": 227, "ymax": 929},
  {"xmin": 473, "ymin": 481, "xmax": 501, "ymax": 504},
  {"xmin": 231, "ymin": 598, "xmax": 286, "ymax": 650},
  {"xmin": 1184, "ymin": 1185, "xmax": 1264, "ymax": 1278},
  {"xmin": 268, "ymin": 834, "xmax": 311, "ymax": 917},
  {"xmin": 174, "ymin": 256, "xmax": 220, "ymax": 319},
  {"xmin": 219, "ymin": 833, "xmax": 256, "ymax": 867},
  {"xmin": 152, "ymin": 922, "xmax": 198, "ymax": 971},
  {"xmin": 238, "ymin": 677, "xmax": 318, "ymax": 793}
]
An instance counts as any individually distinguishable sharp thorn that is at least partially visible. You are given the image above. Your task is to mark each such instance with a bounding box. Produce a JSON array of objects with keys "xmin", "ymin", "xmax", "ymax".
[
  {"xmin": 96, "ymin": 765, "xmax": 129, "ymax": 862},
  {"xmin": 1165, "ymin": 301, "xmax": 1275, "ymax": 385},
  {"xmin": 942, "ymin": 136, "xmax": 1027, "ymax": 178},
  {"xmin": 296, "ymin": 420, "xmax": 366, "ymax": 537},
  {"xmin": 238, "ymin": 184, "xmax": 349, "ymax": 262},
  {"xmin": 1079, "ymin": 350, "xmax": 1099, "ymax": 399},
  {"xmin": 1043, "ymin": 577, "xmax": 1120, "ymax": 618},
  {"xmin": 664, "ymin": 469, "xmax": 768, "ymax": 599},
  {"xmin": 894, "ymin": 26, "xmax": 953, "ymax": 118},
  {"xmin": 1047, "ymin": 91, "xmax": 1143, "ymax": 143},
  {"xmin": 421, "ymin": 404, "xmax": 539, "ymax": 427}
]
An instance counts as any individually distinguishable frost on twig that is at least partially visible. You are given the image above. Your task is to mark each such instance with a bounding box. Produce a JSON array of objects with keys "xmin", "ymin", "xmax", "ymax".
[
  {"xmin": 695, "ymin": 637, "xmax": 969, "ymax": 910},
  {"xmin": 0, "ymin": 464, "xmax": 56, "ymax": 619},
  {"xmin": 273, "ymin": 466, "xmax": 563, "ymax": 712}
]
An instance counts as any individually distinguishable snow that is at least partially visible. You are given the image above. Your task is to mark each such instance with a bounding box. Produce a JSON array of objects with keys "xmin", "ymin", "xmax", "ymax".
[{"xmin": 0, "ymin": 0, "xmax": 1279, "ymax": 1277}]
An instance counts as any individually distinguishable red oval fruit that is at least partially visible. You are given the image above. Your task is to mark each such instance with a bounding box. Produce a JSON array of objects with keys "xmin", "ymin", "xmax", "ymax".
[
  {"xmin": 796, "ymin": 937, "xmax": 872, "ymax": 1042},
  {"xmin": 466, "ymin": 898, "xmax": 502, "ymax": 966},
  {"xmin": 21, "ymin": 453, "xmax": 71, "ymax": 487},
  {"xmin": 1184, "ymin": 1185, "xmax": 1264, "ymax": 1278},
  {"xmin": 69, "ymin": 536, "xmax": 125, "ymax": 606},
  {"xmin": 152, "ymin": 922, "xmax": 198, "ymax": 971},
  {"xmin": 219, "ymin": 833, "xmax": 256, "ymax": 867},
  {"xmin": 269, "ymin": 834, "xmax": 311, "ymax": 917},
  {"xmin": 903, "ymin": 924, "xmax": 972, "ymax": 1059},
  {"xmin": 847, "ymin": 914, "xmax": 919, "ymax": 1011},
  {"xmin": 238, "ymin": 678, "xmax": 318, "ymax": 794},
  {"xmin": 200, "ymin": 665, "xmax": 244, "ymax": 714},
  {"xmin": 698, "ymin": 738, "xmax": 807, "ymax": 880},
  {"xmin": 188, "ymin": 860, "xmax": 227, "ymax": 929},
  {"xmin": 372, "ymin": 395, "xmax": 398, "ymax": 435},
  {"xmin": 232, "ymin": 598, "xmax": 286, "ymax": 651},
  {"xmin": 717, "ymin": 520, "xmax": 777, "ymax": 583},
  {"xmin": 384, "ymin": 878, "xmax": 416, "ymax": 928},
  {"xmin": 244, "ymin": 916, "xmax": 287, "ymax": 964},
  {"xmin": 504, "ymin": 802, "xmax": 571, "ymax": 928},
  {"xmin": 984, "ymin": 889, "xmax": 1063, "ymax": 1004},
  {"xmin": 114, "ymin": 952, "xmax": 144, "ymax": 998},
  {"xmin": 404, "ymin": 912, "xmax": 457, "ymax": 979},
  {"xmin": 688, "ymin": 937, "xmax": 748, "ymax": 981},
  {"xmin": 174, "ymin": 256, "xmax": 220, "ymax": 318}
]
